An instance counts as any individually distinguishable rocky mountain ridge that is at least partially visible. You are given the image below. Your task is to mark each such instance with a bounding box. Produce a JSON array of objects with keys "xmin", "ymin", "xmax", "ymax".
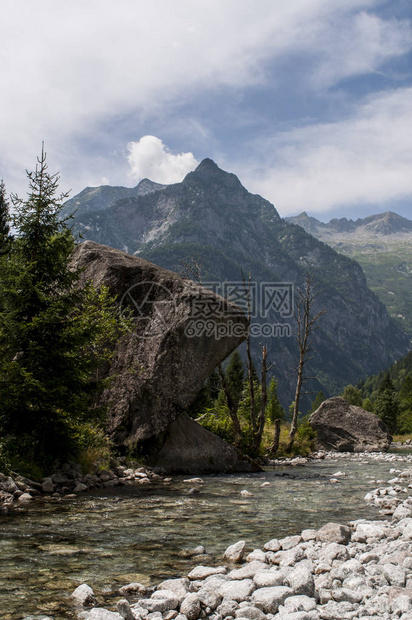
[
  {"xmin": 286, "ymin": 210, "xmax": 412, "ymax": 336},
  {"xmin": 286, "ymin": 211, "xmax": 412, "ymax": 237},
  {"xmin": 64, "ymin": 159, "xmax": 410, "ymax": 406}
]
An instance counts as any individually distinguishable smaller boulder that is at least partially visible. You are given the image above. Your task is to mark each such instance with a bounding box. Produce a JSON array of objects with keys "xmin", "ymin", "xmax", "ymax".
[
  {"xmin": 309, "ymin": 397, "xmax": 391, "ymax": 452},
  {"xmin": 71, "ymin": 583, "xmax": 97, "ymax": 606},
  {"xmin": 316, "ymin": 522, "xmax": 351, "ymax": 545},
  {"xmin": 224, "ymin": 540, "xmax": 246, "ymax": 563}
]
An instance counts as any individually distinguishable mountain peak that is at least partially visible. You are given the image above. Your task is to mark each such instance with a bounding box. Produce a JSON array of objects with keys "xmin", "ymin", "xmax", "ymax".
[{"xmin": 195, "ymin": 158, "xmax": 220, "ymax": 171}]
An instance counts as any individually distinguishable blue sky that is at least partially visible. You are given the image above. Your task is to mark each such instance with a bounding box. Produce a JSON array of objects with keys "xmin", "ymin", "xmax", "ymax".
[{"xmin": 1, "ymin": 0, "xmax": 412, "ymax": 221}]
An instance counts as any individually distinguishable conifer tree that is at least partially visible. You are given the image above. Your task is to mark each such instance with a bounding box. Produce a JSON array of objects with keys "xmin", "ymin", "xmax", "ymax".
[
  {"xmin": 374, "ymin": 374, "xmax": 399, "ymax": 435},
  {"xmin": 0, "ymin": 147, "xmax": 123, "ymax": 466},
  {"xmin": 0, "ymin": 179, "xmax": 12, "ymax": 254}
]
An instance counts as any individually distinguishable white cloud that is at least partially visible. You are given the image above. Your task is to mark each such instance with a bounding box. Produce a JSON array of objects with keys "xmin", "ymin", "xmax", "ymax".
[
  {"xmin": 127, "ymin": 136, "xmax": 198, "ymax": 184},
  {"xmin": 242, "ymin": 88, "xmax": 412, "ymax": 215},
  {"xmin": 0, "ymin": 0, "xmax": 411, "ymax": 210}
]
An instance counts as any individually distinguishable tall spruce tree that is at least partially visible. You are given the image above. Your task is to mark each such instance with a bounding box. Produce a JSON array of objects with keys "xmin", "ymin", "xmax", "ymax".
[
  {"xmin": 0, "ymin": 147, "xmax": 122, "ymax": 466},
  {"xmin": 0, "ymin": 179, "xmax": 12, "ymax": 254},
  {"xmin": 374, "ymin": 374, "xmax": 399, "ymax": 435}
]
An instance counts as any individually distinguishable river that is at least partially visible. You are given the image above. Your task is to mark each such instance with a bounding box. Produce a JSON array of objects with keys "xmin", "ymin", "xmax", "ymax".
[{"xmin": 1, "ymin": 453, "xmax": 411, "ymax": 619}]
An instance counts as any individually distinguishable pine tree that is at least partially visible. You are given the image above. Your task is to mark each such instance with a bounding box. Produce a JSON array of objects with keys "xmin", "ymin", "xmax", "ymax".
[
  {"xmin": 310, "ymin": 390, "xmax": 326, "ymax": 413},
  {"xmin": 266, "ymin": 378, "xmax": 285, "ymax": 422},
  {"xmin": 374, "ymin": 374, "xmax": 399, "ymax": 435},
  {"xmin": 0, "ymin": 179, "xmax": 12, "ymax": 254},
  {"xmin": 0, "ymin": 147, "xmax": 123, "ymax": 467},
  {"xmin": 226, "ymin": 350, "xmax": 244, "ymax": 408},
  {"xmin": 342, "ymin": 384, "xmax": 363, "ymax": 407}
]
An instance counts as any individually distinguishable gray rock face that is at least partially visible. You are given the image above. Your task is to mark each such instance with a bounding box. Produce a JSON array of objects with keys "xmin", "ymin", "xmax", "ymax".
[
  {"xmin": 72, "ymin": 241, "xmax": 255, "ymax": 473},
  {"xmin": 309, "ymin": 397, "xmax": 391, "ymax": 452}
]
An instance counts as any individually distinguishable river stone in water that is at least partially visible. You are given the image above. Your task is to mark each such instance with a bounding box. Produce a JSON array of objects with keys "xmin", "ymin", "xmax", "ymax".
[
  {"xmin": 71, "ymin": 583, "xmax": 97, "ymax": 606},
  {"xmin": 309, "ymin": 397, "xmax": 391, "ymax": 452}
]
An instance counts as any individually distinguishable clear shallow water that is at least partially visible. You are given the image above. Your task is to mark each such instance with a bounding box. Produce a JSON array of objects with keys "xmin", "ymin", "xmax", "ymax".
[{"xmin": 0, "ymin": 456, "xmax": 409, "ymax": 619}]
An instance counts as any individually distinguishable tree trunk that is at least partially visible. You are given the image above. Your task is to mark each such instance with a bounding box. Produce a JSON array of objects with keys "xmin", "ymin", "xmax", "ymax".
[
  {"xmin": 253, "ymin": 344, "xmax": 267, "ymax": 454},
  {"xmin": 270, "ymin": 418, "xmax": 281, "ymax": 455}
]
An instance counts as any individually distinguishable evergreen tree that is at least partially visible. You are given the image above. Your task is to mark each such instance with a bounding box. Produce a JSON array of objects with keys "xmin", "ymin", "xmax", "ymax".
[
  {"xmin": 266, "ymin": 378, "xmax": 285, "ymax": 422},
  {"xmin": 225, "ymin": 350, "xmax": 245, "ymax": 408},
  {"xmin": 341, "ymin": 384, "xmax": 363, "ymax": 407},
  {"xmin": 374, "ymin": 374, "xmax": 399, "ymax": 435},
  {"xmin": 310, "ymin": 390, "xmax": 326, "ymax": 413},
  {"xmin": 0, "ymin": 147, "xmax": 123, "ymax": 467},
  {"xmin": 399, "ymin": 375, "xmax": 412, "ymax": 411},
  {"xmin": 362, "ymin": 398, "xmax": 374, "ymax": 412},
  {"xmin": 0, "ymin": 179, "xmax": 12, "ymax": 254}
]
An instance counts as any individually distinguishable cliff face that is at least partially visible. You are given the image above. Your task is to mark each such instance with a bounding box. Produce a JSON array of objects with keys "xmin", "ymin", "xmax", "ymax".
[{"xmin": 66, "ymin": 160, "xmax": 410, "ymax": 406}]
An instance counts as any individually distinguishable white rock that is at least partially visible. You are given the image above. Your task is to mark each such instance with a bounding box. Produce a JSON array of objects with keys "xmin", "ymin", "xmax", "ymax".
[
  {"xmin": 235, "ymin": 605, "xmax": 266, "ymax": 620},
  {"xmin": 229, "ymin": 561, "xmax": 269, "ymax": 580},
  {"xmin": 332, "ymin": 588, "xmax": 364, "ymax": 604},
  {"xmin": 71, "ymin": 583, "xmax": 97, "ymax": 606},
  {"xmin": 280, "ymin": 536, "xmax": 302, "ymax": 550},
  {"xmin": 383, "ymin": 563, "xmax": 406, "ymax": 586},
  {"xmin": 183, "ymin": 478, "xmax": 204, "ymax": 484},
  {"xmin": 157, "ymin": 579, "xmax": 190, "ymax": 602},
  {"xmin": 285, "ymin": 565, "xmax": 315, "ymax": 597},
  {"xmin": 279, "ymin": 547, "xmax": 306, "ymax": 567},
  {"xmin": 393, "ymin": 505, "xmax": 412, "ymax": 520},
  {"xmin": 187, "ymin": 565, "xmax": 227, "ymax": 580},
  {"xmin": 251, "ymin": 585, "xmax": 294, "ymax": 613},
  {"xmin": 283, "ymin": 594, "xmax": 317, "ymax": 612},
  {"xmin": 119, "ymin": 583, "xmax": 147, "ymax": 595},
  {"xmin": 319, "ymin": 542, "xmax": 349, "ymax": 563},
  {"xmin": 219, "ymin": 578, "xmax": 255, "ymax": 601},
  {"xmin": 246, "ymin": 549, "xmax": 267, "ymax": 563},
  {"xmin": 223, "ymin": 540, "xmax": 246, "ymax": 563},
  {"xmin": 301, "ymin": 530, "xmax": 317, "ymax": 542},
  {"xmin": 151, "ymin": 590, "xmax": 179, "ymax": 609},
  {"xmin": 263, "ymin": 539, "xmax": 281, "ymax": 552},
  {"xmin": 196, "ymin": 585, "xmax": 222, "ymax": 610},
  {"xmin": 353, "ymin": 523, "xmax": 386, "ymax": 541},
  {"xmin": 87, "ymin": 610, "xmax": 124, "ymax": 620},
  {"xmin": 179, "ymin": 593, "xmax": 201, "ymax": 620},
  {"xmin": 316, "ymin": 523, "xmax": 351, "ymax": 545},
  {"xmin": 253, "ymin": 568, "xmax": 287, "ymax": 588},
  {"xmin": 139, "ymin": 598, "xmax": 173, "ymax": 613},
  {"xmin": 240, "ymin": 490, "xmax": 254, "ymax": 498}
]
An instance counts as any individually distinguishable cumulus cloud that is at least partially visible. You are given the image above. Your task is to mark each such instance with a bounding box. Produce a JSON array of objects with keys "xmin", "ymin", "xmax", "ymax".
[
  {"xmin": 127, "ymin": 136, "xmax": 198, "ymax": 184},
  {"xmin": 242, "ymin": 88, "xmax": 412, "ymax": 215}
]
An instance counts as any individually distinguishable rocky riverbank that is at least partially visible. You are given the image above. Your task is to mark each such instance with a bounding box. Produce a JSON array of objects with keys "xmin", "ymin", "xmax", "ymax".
[
  {"xmin": 0, "ymin": 461, "xmax": 167, "ymax": 514},
  {"xmin": 57, "ymin": 450, "xmax": 412, "ymax": 620}
]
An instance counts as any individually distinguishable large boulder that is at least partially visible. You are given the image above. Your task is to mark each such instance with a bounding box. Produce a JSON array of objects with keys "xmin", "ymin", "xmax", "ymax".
[
  {"xmin": 72, "ymin": 241, "xmax": 255, "ymax": 472},
  {"xmin": 309, "ymin": 397, "xmax": 391, "ymax": 452}
]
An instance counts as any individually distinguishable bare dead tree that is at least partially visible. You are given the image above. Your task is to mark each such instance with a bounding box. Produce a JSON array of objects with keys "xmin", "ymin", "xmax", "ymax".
[
  {"xmin": 241, "ymin": 272, "xmax": 258, "ymax": 446},
  {"xmin": 178, "ymin": 256, "xmax": 202, "ymax": 283},
  {"xmin": 287, "ymin": 274, "xmax": 326, "ymax": 452}
]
